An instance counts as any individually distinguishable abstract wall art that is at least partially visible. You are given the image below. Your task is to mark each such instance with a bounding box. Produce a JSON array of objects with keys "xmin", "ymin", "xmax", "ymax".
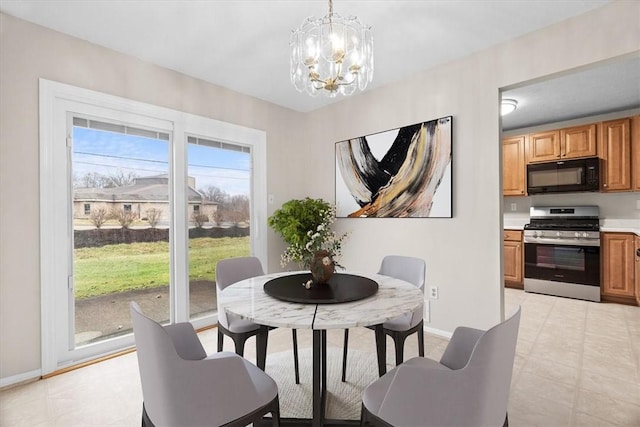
[{"xmin": 335, "ymin": 116, "xmax": 452, "ymax": 218}]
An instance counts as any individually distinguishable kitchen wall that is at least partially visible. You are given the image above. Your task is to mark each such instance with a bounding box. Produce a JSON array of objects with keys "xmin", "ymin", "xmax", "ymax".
[
  {"xmin": 504, "ymin": 192, "xmax": 640, "ymax": 223},
  {"xmin": 1, "ymin": 1, "xmax": 639, "ymax": 384}
]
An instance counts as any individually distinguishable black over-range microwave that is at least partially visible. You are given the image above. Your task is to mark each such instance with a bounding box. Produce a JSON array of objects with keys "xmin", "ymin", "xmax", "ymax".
[{"xmin": 526, "ymin": 157, "xmax": 600, "ymax": 194}]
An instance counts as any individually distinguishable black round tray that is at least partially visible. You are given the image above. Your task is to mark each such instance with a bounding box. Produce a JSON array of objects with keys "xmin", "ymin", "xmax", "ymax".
[{"xmin": 263, "ymin": 273, "xmax": 378, "ymax": 304}]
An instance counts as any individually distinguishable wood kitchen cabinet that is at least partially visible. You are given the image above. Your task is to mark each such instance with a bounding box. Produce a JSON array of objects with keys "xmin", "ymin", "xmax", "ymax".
[
  {"xmin": 601, "ymin": 232, "xmax": 636, "ymax": 303},
  {"xmin": 561, "ymin": 124, "xmax": 598, "ymax": 159},
  {"xmin": 632, "ymin": 115, "xmax": 640, "ymax": 191},
  {"xmin": 527, "ymin": 130, "xmax": 561, "ymax": 163},
  {"xmin": 599, "ymin": 118, "xmax": 632, "ymax": 192},
  {"xmin": 527, "ymin": 124, "xmax": 597, "ymax": 163},
  {"xmin": 504, "ymin": 230, "xmax": 523, "ymax": 288},
  {"xmin": 503, "ymin": 136, "xmax": 526, "ymax": 196},
  {"xmin": 636, "ymin": 235, "xmax": 640, "ymax": 306}
]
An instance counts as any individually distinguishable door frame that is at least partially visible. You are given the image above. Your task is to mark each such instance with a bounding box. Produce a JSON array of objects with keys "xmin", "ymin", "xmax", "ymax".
[{"xmin": 39, "ymin": 79, "xmax": 267, "ymax": 374}]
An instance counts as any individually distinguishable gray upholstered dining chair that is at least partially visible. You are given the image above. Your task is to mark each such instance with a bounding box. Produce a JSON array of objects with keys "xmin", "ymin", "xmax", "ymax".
[
  {"xmin": 130, "ymin": 302, "xmax": 280, "ymax": 427},
  {"xmin": 360, "ymin": 306, "xmax": 521, "ymax": 427},
  {"xmin": 342, "ymin": 255, "xmax": 426, "ymax": 381},
  {"xmin": 216, "ymin": 256, "xmax": 300, "ymax": 383}
]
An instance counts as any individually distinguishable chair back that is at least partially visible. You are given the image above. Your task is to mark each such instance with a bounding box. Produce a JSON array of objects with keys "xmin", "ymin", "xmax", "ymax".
[
  {"xmin": 378, "ymin": 255, "xmax": 426, "ymax": 328},
  {"xmin": 378, "ymin": 255, "xmax": 425, "ymax": 290},
  {"xmin": 216, "ymin": 256, "xmax": 265, "ymax": 328},
  {"xmin": 130, "ymin": 302, "xmax": 186, "ymax": 426},
  {"xmin": 455, "ymin": 307, "xmax": 521, "ymax": 425}
]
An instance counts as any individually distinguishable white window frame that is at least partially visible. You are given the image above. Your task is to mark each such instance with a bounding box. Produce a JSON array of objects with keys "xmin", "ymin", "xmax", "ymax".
[{"xmin": 39, "ymin": 79, "xmax": 267, "ymax": 374}]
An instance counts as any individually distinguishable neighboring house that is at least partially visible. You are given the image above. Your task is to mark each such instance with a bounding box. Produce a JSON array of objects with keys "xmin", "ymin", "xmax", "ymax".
[{"xmin": 73, "ymin": 175, "xmax": 217, "ymax": 221}]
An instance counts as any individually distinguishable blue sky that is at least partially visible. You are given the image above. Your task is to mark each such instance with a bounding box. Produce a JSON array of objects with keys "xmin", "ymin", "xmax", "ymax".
[{"xmin": 73, "ymin": 127, "xmax": 251, "ymax": 195}]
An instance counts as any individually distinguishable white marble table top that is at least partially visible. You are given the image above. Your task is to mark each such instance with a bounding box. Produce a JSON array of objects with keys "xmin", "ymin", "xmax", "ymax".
[{"xmin": 220, "ymin": 271, "xmax": 424, "ymax": 329}]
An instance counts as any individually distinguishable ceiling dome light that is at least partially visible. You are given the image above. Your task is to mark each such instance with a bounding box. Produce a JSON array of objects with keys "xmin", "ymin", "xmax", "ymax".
[
  {"xmin": 501, "ymin": 99, "xmax": 518, "ymax": 116},
  {"xmin": 290, "ymin": 0, "xmax": 373, "ymax": 98}
]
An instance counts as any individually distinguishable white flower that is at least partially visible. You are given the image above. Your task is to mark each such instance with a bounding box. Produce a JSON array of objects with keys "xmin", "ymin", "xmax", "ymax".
[
  {"xmin": 303, "ymin": 280, "xmax": 313, "ymax": 289},
  {"xmin": 312, "ymin": 233, "xmax": 320, "ymax": 239},
  {"xmin": 322, "ymin": 256, "xmax": 331, "ymax": 266},
  {"xmin": 317, "ymin": 224, "xmax": 325, "ymax": 231}
]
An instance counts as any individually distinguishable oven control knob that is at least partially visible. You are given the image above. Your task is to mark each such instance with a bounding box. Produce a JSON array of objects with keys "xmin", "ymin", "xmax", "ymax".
[
  {"xmin": 556, "ymin": 231, "xmax": 561, "ymax": 237},
  {"xmin": 574, "ymin": 232, "xmax": 581, "ymax": 238},
  {"xmin": 581, "ymin": 232, "xmax": 589, "ymax": 238}
]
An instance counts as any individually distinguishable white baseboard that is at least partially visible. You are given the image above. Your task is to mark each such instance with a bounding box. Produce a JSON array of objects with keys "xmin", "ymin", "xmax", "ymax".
[
  {"xmin": 424, "ymin": 325, "xmax": 452, "ymax": 339},
  {"xmin": 0, "ymin": 369, "xmax": 41, "ymax": 389}
]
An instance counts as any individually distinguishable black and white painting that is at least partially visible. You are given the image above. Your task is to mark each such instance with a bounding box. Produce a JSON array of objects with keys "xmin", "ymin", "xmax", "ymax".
[{"xmin": 335, "ymin": 116, "xmax": 452, "ymax": 218}]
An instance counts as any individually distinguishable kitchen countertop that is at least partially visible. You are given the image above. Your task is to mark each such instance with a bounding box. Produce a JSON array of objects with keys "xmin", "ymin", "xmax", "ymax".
[
  {"xmin": 600, "ymin": 219, "xmax": 640, "ymax": 235},
  {"xmin": 503, "ymin": 218, "xmax": 639, "ymax": 235},
  {"xmin": 503, "ymin": 218, "xmax": 527, "ymax": 230}
]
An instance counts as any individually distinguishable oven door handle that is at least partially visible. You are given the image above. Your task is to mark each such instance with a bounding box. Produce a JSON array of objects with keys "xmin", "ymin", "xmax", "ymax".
[{"xmin": 523, "ymin": 237, "xmax": 600, "ymax": 247}]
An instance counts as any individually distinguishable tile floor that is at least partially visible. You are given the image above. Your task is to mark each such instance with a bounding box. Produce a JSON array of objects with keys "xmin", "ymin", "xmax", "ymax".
[{"xmin": 1, "ymin": 288, "xmax": 639, "ymax": 426}]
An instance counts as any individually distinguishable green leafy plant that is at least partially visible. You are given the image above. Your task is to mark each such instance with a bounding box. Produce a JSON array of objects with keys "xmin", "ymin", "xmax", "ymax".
[{"xmin": 268, "ymin": 198, "xmax": 347, "ymax": 269}]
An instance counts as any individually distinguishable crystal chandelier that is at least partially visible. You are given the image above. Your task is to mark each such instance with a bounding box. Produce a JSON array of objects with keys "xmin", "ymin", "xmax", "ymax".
[{"xmin": 290, "ymin": 0, "xmax": 373, "ymax": 97}]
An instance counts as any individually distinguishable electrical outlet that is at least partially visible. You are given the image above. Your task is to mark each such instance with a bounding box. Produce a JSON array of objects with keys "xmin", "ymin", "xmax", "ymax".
[
  {"xmin": 510, "ymin": 203, "xmax": 517, "ymax": 212},
  {"xmin": 268, "ymin": 194, "xmax": 275, "ymax": 204},
  {"xmin": 424, "ymin": 300, "xmax": 430, "ymax": 323},
  {"xmin": 429, "ymin": 286, "xmax": 438, "ymax": 299}
]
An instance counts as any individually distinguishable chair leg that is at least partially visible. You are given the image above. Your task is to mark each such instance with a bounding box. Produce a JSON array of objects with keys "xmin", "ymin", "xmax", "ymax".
[
  {"xmin": 232, "ymin": 334, "xmax": 246, "ymax": 356},
  {"xmin": 360, "ymin": 403, "xmax": 367, "ymax": 426},
  {"xmin": 374, "ymin": 325, "xmax": 387, "ymax": 377},
  {"xmin": 342, "ymin": 329, "xmax": 349, "ymax": 382},
  {"xmin": 292, "ymin": 329, "xmax": 300, "ymax": 384},
  {"xmin": 418, "ymin": 321, "xmax": 425, "ymax": 357},
  {"xmin": 392, "ymin": 332, "xmax": 408, "ymax": 366},
  {"xmin": 256, "ymin": 327, "xmax": 268, "ymax": 371},
  {"xmin": 142, "ymin": 403, "xmax": 154, "ymax": 427},
  {"xmin": 217, "ymin": 329, "xmax": 224, "ymax": 352},
  {"xmin": 272, "ymin": 395, "xmax": 280, "ymax": 427},
  {"xmin": 503, "ymin": 412, "xmax": 509, "ymax": 427}
]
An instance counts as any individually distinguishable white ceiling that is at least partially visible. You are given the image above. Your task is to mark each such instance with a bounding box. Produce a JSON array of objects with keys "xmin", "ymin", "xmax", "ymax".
[
  {"xmin": 2, "ymin": 0, "xmax": 637, "ymax": 128},
  {"xmin": 502, "ymin": 55, "xmax": 640, "ymax": 131}
]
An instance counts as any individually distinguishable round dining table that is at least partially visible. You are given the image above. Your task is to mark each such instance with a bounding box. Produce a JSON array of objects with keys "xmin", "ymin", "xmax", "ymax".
[{"xmin": 219, "ymin": 270, "xmax": 423, "ymax": 427}]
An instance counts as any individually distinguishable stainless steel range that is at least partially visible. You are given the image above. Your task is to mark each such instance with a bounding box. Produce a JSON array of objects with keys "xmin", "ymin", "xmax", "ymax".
[{"xmin": 523, "ymin": 206, "xmax": 601, "ymax": 302}]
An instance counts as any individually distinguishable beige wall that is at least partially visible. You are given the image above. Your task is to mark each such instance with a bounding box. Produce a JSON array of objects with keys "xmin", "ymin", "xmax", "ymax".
[
  {"xmin": 1, "ymin": 1, "xmax": 639, "ymax": 382},
  {"xmin": 300, "ymin": 1, "xmax": 640, "ymax": 334},
  {"xmin": 0, "ymin": 12, "xmax": 306, "ymax": 381}
]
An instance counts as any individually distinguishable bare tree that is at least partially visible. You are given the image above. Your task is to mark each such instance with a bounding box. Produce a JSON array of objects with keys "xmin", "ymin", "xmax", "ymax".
[
  {"xmin": 200, "ymin": 185, "xmax": 229, "ymax": 203},
  {"xmin": 145, "ymin": 208, "xmax": 162, "ymax": 228},
  {"xmin": 191, "ymin": 212, "xmax": 209, "ymax": 228},
  {"xmin": 104, "ymin": 170, "xmax": 138, "ymax": 188},
  {"xmin": 211, "ymin": 208, "xmax": 224, "ymax": 225},
  {"xmin": 111, "ymin": 208, "xmax": 136, "ymax": 229},
  {"xmin": 228, "ymin": 194, "xmax": 250, "ymax": 223},
  {"xmin": 207, "ymin": 206, "xmax": 223, "ymax": 225},
  {"xmin": 75, "ymin": 172, "xmax": 109, "ymax": 189},
  {"xmin": 89, "ymin": 208, "xmax": 109, "ymax": 229},
  {"xmin": 74, "ymin": 170, "xmax": 138, "ymax": 189}
]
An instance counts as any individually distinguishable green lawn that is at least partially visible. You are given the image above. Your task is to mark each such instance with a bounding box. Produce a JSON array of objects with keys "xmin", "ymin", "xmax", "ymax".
[{"xmin": 73, "ymin": 237, "xmax": 250, "ymax": 299}]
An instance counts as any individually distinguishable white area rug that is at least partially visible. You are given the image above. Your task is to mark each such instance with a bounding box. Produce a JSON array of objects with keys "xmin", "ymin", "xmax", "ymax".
[{"xmin": 264, "ymin": 348, "xmax": 379, "ymax": 420}]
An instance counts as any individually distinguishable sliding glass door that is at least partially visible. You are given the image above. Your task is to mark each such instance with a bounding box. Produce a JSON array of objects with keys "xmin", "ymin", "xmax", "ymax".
[
  {"xmin": 39, "ymin": 80, "xmax": 267, "ymax": 373},
  {"xmin": 71, "ymin": 117, "xmax": 171, "ymax": 347},
  {"xmin": 186, "ymin": 136, "xmax": 252, "ymax": 320}
]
